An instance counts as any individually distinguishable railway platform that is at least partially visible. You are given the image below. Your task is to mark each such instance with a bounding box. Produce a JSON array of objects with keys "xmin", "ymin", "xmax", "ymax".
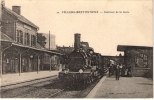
[
  {"xmin": 1, "ymin": 70, "xmax": 60, "ymax": 87},
  {"xmin": 86, "ymin": 75, "xmax": 153, "ymax": 98}
]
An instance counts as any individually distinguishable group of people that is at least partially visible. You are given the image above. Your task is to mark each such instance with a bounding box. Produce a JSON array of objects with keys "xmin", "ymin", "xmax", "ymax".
[{"xmin": 108, "ymin": 63, "xmax": 132, "ymax": 80}]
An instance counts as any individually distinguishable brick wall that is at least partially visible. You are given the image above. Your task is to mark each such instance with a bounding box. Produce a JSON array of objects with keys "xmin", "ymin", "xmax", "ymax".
[
  {"xmin": 124, "ymin": 48, "xmax": 153, "ymax": 77},
  {"xmin": 2, "ymin": 9, "xmax": 16, "ymax": 40},
  {"xmin": 132, "ymin": 68, "xmax": 150, "ymax": 77}
]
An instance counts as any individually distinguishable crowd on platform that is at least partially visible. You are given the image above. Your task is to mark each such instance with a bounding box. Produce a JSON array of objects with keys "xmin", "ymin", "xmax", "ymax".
[{"xmin": 108, "ymin": 63, "xmax": 132, "ymax": 80}]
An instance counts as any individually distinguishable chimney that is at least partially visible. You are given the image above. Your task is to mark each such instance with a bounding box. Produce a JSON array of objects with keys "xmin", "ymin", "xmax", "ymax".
[
  {"xmin": 74, "ymin": 33, "xmax": 81, "ymax": 51},
  {"xmin": 1, "ymin": 0, "xmax": 5, "ymax": 7},
  {"xmin": 12, "ymin": 6, "xmax": 21, "ymax": 15}
]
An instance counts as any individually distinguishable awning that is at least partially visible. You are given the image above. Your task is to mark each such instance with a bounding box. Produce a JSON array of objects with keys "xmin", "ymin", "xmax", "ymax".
[
  {"xmin": 1, "ymin": 32, "xmax": 63, "ymax": 55},
  {"xmin": 12, "ymin": 43, "xmax": 63, "ymax": 56}
]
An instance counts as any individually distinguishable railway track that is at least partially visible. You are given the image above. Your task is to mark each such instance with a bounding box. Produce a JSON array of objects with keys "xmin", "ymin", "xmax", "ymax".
[
  {"xmin": 1, "ymin": 75, "xmax": 58, "ymax": 93},
  {"xmin": 47, "ymin": 77, "xmax": 102, "ymax": 98},
  {"xmin": 47, "ymin": 89, "xmax": 65, "ymax": 98},
  {"xmin": 1, "ymin": 76, "xmax": 61, "ymax": 98},
  {"xmin": 1, "ymin": 75, "xmax": 103, "ymax": 98}
]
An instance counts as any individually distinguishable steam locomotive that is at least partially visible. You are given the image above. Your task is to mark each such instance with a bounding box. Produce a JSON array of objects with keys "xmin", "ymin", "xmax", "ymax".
[{"xmin": 59, "ymin": 34, "xmax": 103, "ymax": 89}]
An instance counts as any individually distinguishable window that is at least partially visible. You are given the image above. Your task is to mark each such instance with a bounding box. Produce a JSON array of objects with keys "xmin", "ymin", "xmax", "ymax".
[
  {"xmin": 140, "ymin": 53, "xmax": 143, "ymax": 58},
  {"xmin": 143, "ymin": 55, "xmax": 147, "ymax": 60},
  {"xmin": 25, "ymin": 33, "xmax": 27, "ymax": 45},
  {"xmin": 16, "ymin": 30, "xmax": 23, "ymax": 44},
  {"xmin": 134, "ymin": 54, "xmax": 148, "ymax": 67},
  {"xmin": 33, "ymin": 35, "xmax": 36, "ymax": 46},
  {"xmin": 27, "ymin": 33, "xmax": 29, "ymax": 45},
  {"xmin": 25, "ymin": 33, "xmax": 30, "ymax": 46},
  {"xmin": 20, "ymin": 31, "xmax": 23, "ymax": 44},
  {"xmin": 143, "ymin": 62, "xmax": 148, "ymax": 67},
  {"xmin": 16, "ymin": 30, "xmax": 20, "ymax": 43},
  {"xmin": 31, "ymin": 35, "xmax": 33, "ymax": 46},
  {"xmin": 31, "ymin": 35, "xmax": 36, "ymax": 47}
]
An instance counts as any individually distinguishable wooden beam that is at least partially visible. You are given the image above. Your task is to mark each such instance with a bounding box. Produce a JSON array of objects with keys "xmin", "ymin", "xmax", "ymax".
[
  {"xmin": 50, "ymin": 55, "xmax": 51, "ymax": 72},
  {"xmin": 0, "ymin": 52, "xmax": 2, "ymax": 78},
  {"xmin": 19, "ymin": 54, "xmax": 21, "ymax": 76},
  {"xmin": 37, "ymin": 55, "xmax": 39, "ymax": 74}
]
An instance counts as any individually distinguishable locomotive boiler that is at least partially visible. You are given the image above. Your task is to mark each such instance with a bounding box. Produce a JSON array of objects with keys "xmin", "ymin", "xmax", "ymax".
[{"xmin": 59, "ymin": 33, "xmax": 103, "ymax": 89}]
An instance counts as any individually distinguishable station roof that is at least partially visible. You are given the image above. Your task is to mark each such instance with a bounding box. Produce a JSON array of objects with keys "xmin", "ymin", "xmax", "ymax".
[
  {"xmin": 12, "ymin": 43, "xmax": 63, "ymax": 55},
  {"xmin": 117, "ymin": 45, "xmax": 153, "ymax": 51},
  {"xmin": 3, "ymin": 6, "xmax": 39, "ymax": 29},
  {"xmin": 1, "ymin": 32, "xmax": 63, "ymax": 55}
]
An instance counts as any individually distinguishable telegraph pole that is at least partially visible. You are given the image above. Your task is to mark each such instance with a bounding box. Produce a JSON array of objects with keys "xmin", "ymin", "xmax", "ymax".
[
  {"xmin": 49, "ymin": 31, "xmax": 50, "ymax": 50},
  {"xmin": 49, "ymin": 31, "xmax": 51, "ymax": 71}
]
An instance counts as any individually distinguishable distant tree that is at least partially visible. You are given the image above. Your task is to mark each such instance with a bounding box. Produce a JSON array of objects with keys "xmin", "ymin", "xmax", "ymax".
[{"xmin": 37, "ymin": 33, "xmax": 46, "ymax": 48}]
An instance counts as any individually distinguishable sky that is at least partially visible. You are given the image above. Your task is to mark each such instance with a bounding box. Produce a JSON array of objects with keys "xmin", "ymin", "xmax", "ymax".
[{"xmin": 4, "ymin": 0, "xmax": 152, "ymax": 56}]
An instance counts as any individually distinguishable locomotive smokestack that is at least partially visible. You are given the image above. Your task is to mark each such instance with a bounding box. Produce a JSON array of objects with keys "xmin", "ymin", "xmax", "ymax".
[{"xmin": 74, "ymin": 33, "xmax": 81, "ymax": 51}]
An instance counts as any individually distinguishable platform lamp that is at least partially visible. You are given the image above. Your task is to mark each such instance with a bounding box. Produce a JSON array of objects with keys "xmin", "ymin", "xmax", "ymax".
[{"xmin": 30, "ymin": 55, "xmax": 33, "ymax": 59}]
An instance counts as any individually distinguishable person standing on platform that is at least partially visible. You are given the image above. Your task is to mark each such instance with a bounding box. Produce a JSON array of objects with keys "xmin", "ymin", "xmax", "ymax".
[
  {"xmin": 121, "ymin": 65, "xmax": 126, "ymax": 76},
  {"xmin": 107, "ymin": 63, "xmax": 111, "ymax": 77},
  {"xmin": 111, "ymin": 64, "xmax": 114, "ymax": 75},
  {"xmin": 113, "ymin": 64, "xmax": 116, "ymax": 75},
  {"xmin": 115, "ymin": 64, "xmax": 120, "ymax": 80},
  {"xmin": 119, "ymin": 64, "xmax": 123, "ymax": 76},
  {"xmin": 127, "ymin": 66, "xmax": 132, "ymax": 77},
  {"xmin": 108, "ymin": 65, "xmax": 111, "ymax": 77}
]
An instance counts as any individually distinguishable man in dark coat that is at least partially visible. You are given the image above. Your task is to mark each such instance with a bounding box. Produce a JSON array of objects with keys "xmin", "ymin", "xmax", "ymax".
[{"xmin": 115, "ymin": 65, "xmax": 120, "ymax": 80}]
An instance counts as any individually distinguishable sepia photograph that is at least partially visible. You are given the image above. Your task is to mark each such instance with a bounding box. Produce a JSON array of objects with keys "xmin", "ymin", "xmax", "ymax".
[{"xmin": 0, "ymin": 0, "xmax": 153, "ymax": 98}]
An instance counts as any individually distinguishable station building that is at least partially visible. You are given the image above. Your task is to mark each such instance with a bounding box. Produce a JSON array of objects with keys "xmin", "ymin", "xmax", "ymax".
[
  {"xmin": 0, "ymin": 1, "xmax": 62, "ymax": 76},
  {"xmin": 117, "ymin": 45, "xmax": 153, "ymax": 77}
]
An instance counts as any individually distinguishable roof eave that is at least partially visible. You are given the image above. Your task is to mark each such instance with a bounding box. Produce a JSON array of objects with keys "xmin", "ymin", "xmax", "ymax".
[
  {"xmin": 18, "ymin": 18, "xmax": 39, "ymax": 29},
  {"xmin": 117, "ymin": 46, "xmax": 125, "ymax": 51},
  {"xmin": 0, "ymin": 39, "xmax": 14, "ymax": 43},
  {"xmin": 3, "ymin": 7, "xmax": 39, "ymax": 29},
  {"xmin": 117, "ymin": 45, "xmax": 153, "ymax": 51},
  {"xmin": 12, "ymin": 43, "xmax": 63, "ymax": 55}
]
